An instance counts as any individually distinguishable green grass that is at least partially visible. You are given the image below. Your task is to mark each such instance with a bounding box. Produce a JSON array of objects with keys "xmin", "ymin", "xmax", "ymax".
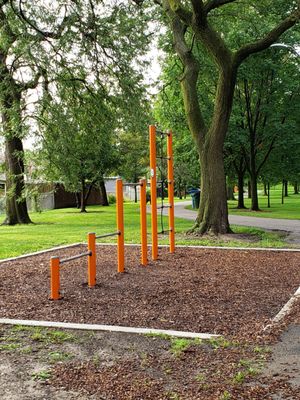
[
  {"xmin": 0, "ymin": 200, "xmax": 290, "ymax": 259},
  {"xmin": 228, "ymin": 186, "xmax": 300, "ymax": 219},
  {"xmin": 185, "ymin": 186, "xmax": 300, "ymax": 220}
]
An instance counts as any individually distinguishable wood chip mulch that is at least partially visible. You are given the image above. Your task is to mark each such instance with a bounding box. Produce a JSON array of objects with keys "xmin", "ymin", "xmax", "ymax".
[{"xmin": 0, "ymin": 245, "xmax": 299, "ymax": 342}]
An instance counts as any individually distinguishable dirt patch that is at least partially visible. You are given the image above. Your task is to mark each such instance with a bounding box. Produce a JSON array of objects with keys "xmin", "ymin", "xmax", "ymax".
[{"xmin": 0, "ymin": 246, "xmax": 300, "ymax": 341}]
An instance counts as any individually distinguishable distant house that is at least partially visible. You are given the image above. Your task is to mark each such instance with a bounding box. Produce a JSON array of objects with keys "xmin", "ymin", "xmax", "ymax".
[{"xmin": 0, "ymin": 175, "xmax": 132, "ymax": 210}]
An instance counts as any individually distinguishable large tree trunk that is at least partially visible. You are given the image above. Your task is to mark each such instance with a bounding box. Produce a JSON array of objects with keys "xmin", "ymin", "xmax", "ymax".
[
  {"xmin": 1, "ymin": 88, "xmax": 32, "ymax": 225},
  {"xmin": 195, "ymin": 141, "xmax": 231, "ymax": 234},
  {"xmin": 99, "ymin": 180, "xmax": 109, "ymax": 206},
  {"xmin": 3, "ymin": 136, "xmax": 32, "ymax": 225}
]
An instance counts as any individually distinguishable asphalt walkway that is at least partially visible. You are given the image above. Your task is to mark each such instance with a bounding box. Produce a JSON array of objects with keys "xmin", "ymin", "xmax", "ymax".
[{"xmin": 167, "ymin": 201, "xmax": 300, "ymax": 245}]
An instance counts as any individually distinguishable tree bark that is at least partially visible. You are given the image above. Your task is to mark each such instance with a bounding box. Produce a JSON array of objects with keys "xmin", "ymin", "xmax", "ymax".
[
  {"xmin": 80, "ymin": 179, "xmax": 86, "ymax": 212},
  {"xmin": 1, "ymin": 89, "xmax": 32, "ymax": 225},
  {"xmin": 99, "ymin": 180, "xmax": 109, "ymax": 206},
  {"xmin": 3, "ymin": 136, "xmax": 32, "ymax": 225},
  {"xmin": 237, "ymin": 172, "xmax": 246, "ymax": 209},
  {"xmin": 250, "ymin": 173, "xmax": 259, "ymax": 211},
  {"xmin": 196, "ymin": 142, "xmax": 231, "ymax": 234},
  {"xmin": 294, "ymin": 182, "xmax": 299, "ymax": 195},
  {"xmin": 227, "ymin": 183, "xmax": 235, "ymax": 200},
  {"xmin": 284, "ymin": 179, "xmax": 288, "ymax": 197}
]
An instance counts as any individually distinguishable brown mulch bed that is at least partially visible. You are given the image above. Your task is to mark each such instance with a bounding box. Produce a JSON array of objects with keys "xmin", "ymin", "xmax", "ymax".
[{"xmin": 1, "ymin": 245, "xmax": 299, "ymax": 341}]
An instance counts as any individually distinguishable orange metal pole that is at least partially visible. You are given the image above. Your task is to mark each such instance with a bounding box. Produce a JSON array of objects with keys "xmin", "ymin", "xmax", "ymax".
[
  {"xmin": 139, "ymin": 178, "xmax": 147, "ymax": 266},
  {"xmin": 167, "ymin": 130, "xmax": 175, "ymax": 253},
  {"xmin": 87, "ymin": 232, "xmax": 96, "ymax": 287},
  {"xmin": 116, "ymin": 179, "xmax": 125, "ymax": 273},
  {"xmin": 149, "ymin": 125, "xmax": 158, "ymax": 260},
  {"xmin": 50, "ymin": 256, "xmax": 61, "ymax": 300}
]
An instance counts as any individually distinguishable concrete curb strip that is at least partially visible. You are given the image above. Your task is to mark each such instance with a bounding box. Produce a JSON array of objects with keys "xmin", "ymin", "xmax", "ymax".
[
  {"xmin": 0, "ymin": 318, "xmax": 219, "ymax": 339},
  {"xmin": 264, "ymin": 286, "xmax": 300, "ymax": 331}
]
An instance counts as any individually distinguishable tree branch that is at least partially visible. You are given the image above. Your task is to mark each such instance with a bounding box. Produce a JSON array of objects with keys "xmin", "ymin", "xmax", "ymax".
[
  {"xmin": 168, "ymin": 0, "xmax": 193, "ymax": 25},
  {"xmin": 234, "ymin": 8, "xmax": 300, "ymax": 65},
  {"xmin": 204, "ymin": 0, "xmax": 237, "ymax": 14},
  {"xmin": 11, "ymin": 0, "xmax": 73, "ymax": 39}
]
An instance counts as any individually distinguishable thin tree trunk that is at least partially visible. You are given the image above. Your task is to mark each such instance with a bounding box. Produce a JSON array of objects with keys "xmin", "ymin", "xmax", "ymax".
[
  {"xmin": 75, "ymin": 192, "xmax": 80, "ymax": 209},
  {"xmin": 99, "ymin": 180, "xmax": 109, "ymax": 206},
  {"xmin": 250, "ymin": 174, "xmax": 260, "ymax": 211},
  {"xmin": 284, "ymin": 179, "xmax": 288, "ymax": 197},
  {"xmin": 263, "ymin": 183, "xmax": 268, "ymax": 196},
  {"xmin": 248, "ymin": 180, "xmax": 251, "ymax": 199},
  {"xmin": 134, "ymin": 185, "xmax": 137, "ymax": 203},
  {"xmin": 281, "ymin": 180, "xmax": 284, "ymax": 205},
  {"xmin": 80, "ymin": 179, "xmax": 86, "ymax": 212},
  {"xmin": 267, "ymin": 182, "xmax": 270, "ymax": 208},
  {"xmin": 294, "ymin": 182, "xmax": 299, "ymax": 195},
  {"xmin": 226, "ymin": 183, "xmax": 235, "ymax": 200},
  {"xmin": 237, "ymin": 172, "xmax": 246, "ymax": 209}
]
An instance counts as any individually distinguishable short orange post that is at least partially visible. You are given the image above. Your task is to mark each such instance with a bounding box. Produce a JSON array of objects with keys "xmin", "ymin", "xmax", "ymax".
[
  {"xmin": 116, "ymin": 179, "xmax": 125, "ymax": 273},
  {"xmin": 149, "ymin": 125, "xmax": 158, "ymax": 260},
  {"xmin": 167, "ymin": 130, "xmax": 175, "ymax": 253},
  {"xmin": 50, "ymin": 256, "xmax": 61, "ymax": 300},
  {"xmin": 87, "ymin": 232, "xmax": 96, "ymax": 287},
  {"xmin": 140, "ymin": 178, "xmax": 147, "ymax": 266}
]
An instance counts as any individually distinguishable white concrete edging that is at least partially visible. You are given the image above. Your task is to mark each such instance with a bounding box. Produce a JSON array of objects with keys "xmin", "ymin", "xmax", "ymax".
[
  {"xmin": 0, "ymin": 318, "xmax": 219, "ymax": 339},
  {"xmin": 264, "ymin": 285, "xmax": 300, "ymax": 331}
]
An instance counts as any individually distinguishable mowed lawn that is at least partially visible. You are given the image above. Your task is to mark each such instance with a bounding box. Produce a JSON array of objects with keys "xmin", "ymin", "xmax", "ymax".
[
  {"xmin": 0, "ymin": 200, "xmax": 290, "ymax": 259},
  {"xmin": 228, "ymin": 186, "xmax": 300, "ymax": 219}
]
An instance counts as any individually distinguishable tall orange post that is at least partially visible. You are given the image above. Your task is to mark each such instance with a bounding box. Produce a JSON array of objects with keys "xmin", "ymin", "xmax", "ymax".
[
  {"xmin": 87, "ymin": 232, "xmax": 96, "ymax": 287},
  {"xmin": 139, "ymin": 178, "xmax": 147, "ymax": 266},
  {"xmin": 50, "ymin": 256, "xmax": 61, "ymax": 300},
  {"xmin": 116, "ymin": 179, "xmax": 125, "ymax": 273},
  {"xmin": 149, "ymin": 125, "xmax": 158, "ymax": 260},
  {"xmin": 167, "ymin": 130, "xmax": 175, "ymax": 253}
]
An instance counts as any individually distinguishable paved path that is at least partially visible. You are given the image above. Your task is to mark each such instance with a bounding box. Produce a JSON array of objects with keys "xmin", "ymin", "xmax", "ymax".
[{"xmin": 166, "ymin": 201, "xmax": 300, "ymax": 245}]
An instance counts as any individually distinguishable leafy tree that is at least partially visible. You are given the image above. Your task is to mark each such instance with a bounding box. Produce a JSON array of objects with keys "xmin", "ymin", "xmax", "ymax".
[
  {"xmin": 138, "ymin": 0, "xmax": 299, "ymax": 234},
  {"xmin": 37, "ymin": 84, "xmax": 116, "ymax": 213},
  {"xmin": 1, "ymin": 0, "xmax": 151, "ymax": 223},
  {"xmin": 227, "ymin": 47, "xmax": 299, "ymax": 210},
  {"xmin": 117, "ymin": 130, "xmax": 148, "ymax": 202}
]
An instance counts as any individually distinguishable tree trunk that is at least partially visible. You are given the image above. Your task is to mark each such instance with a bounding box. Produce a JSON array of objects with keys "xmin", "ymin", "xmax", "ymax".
[
  {"xmin": 75, "ymin": 192, "xmax": 80, "ymax": 208},
  {"xmin": 99, "ymin": 180, "xmax": 109, "ymax": 206},
  {"xmin": 237, "ymin": 172, "xmax": 246, "ymax": 209},
  {"xmin": 80, "ymin": 179, "xmax": 86, "ymax": 212},
  {"xmin": 3, "ymin": 136, "xmax": 32, "ymax": 225},
  {"xmin": 267, "ymin": 182, "xmax": 271, "ymax": 208},
  {"xmin": 281, "ymin": 180, "xmax": 284, "ymax": 205},
  {"xmin": 284, "ymin": 179, "xmax": 288, "ymax": 197},
  {"xmin": 195, "ymin": 143, "xmax": 231, "ymax": 234},
  {"xmin": 134, "ymin": 185, "xmax": 137, "ymax": 203},
  {"xmin": 248, "ymin": 180, "xmax": 251, "ymax": 199},
  {"xmin": 226, "ymin": 183, "xmax": 235, "ymax": 200},
  {"xmin": 250, "ymin": 174, "xmax": 259, "ymax": 211},
  {"xmin": 263, "ymin": 183, "xmax": 268, "ymax": 196},
  {"xmin": 294, "ymin": 182, "xmax": 299, "ymax": 195}
]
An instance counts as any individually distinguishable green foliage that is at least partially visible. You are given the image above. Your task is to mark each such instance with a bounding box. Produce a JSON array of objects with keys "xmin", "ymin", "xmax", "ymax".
[{"xmin": 108, "ymin": 194, "xmax": 116, "ymax": 204}]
